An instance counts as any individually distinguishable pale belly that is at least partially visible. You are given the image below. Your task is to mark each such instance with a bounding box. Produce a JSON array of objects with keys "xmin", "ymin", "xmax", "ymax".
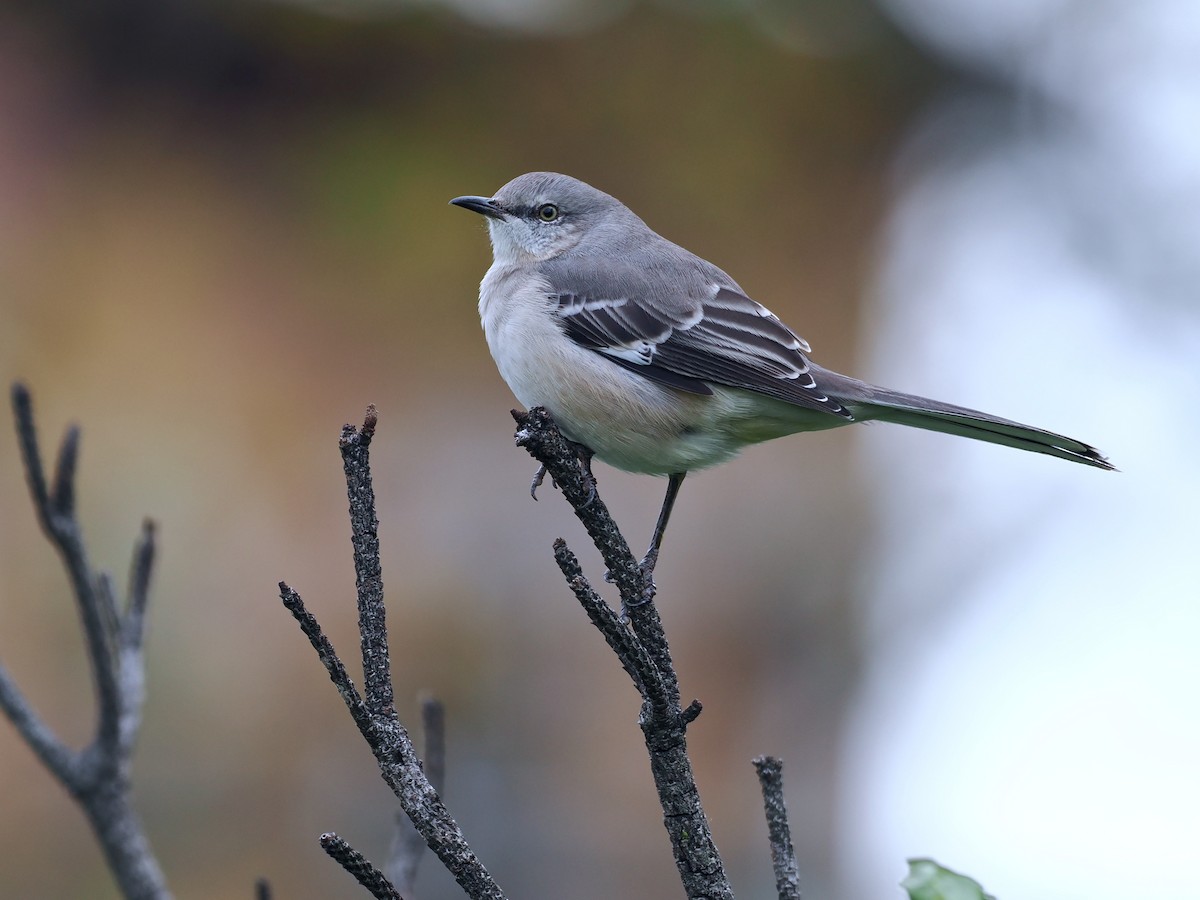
[{"xmin": 488, "ymin": 311, "xmax": 839, "ymax": 474}]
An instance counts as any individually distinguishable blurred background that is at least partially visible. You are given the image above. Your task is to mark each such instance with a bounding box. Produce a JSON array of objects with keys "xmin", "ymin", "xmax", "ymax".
[{"xmin": 1, "ymin": 0, "xmax": 1196, "ymax": 897}]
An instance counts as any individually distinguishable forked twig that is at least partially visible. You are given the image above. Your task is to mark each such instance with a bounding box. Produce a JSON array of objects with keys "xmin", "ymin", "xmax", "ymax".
[
  {"xmin": 278, "ymin": 407, "xmax": 505, "ymax": 900},
  {"xmin": 1, "ymin": 383, "xmax": 169, "ymax": 900},
  {"xmin": 514, "ymin": 406, "xmax": 733, "ymax": 900}
]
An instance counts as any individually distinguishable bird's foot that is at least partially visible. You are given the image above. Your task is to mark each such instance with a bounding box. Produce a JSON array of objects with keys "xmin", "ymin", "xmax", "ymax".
[
  {"xmin": 529, "ymin": 464, "xmax": 548, "ymax": 500},
  {"xmin": 530, "ymin": 445, "xmax": 596, "ymax": 506},
  {"xmin": 603, "ymin": 551, "xmax": 658, "ymax": 619},
  {"xmin": 621, "ymin": 549, "xmax": 659, "ymax": 615}
]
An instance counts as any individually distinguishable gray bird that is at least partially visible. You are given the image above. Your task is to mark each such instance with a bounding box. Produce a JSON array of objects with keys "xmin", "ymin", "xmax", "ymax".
[{"xmin": 451, "ymin": 172, "xmax": 1112, "ymax": 583}]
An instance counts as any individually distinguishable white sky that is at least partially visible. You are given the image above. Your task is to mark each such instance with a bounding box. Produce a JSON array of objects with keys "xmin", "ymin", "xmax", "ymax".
[{"xmin": 839, "ymin": 0, "xmax": 1200, "ymax": 896}]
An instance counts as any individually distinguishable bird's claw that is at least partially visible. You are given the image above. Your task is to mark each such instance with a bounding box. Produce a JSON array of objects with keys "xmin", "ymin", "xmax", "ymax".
[
  {"xmin": 530, "ymin": 448, "xmax": 596, "ymax": 506},
  {"xmin": 616, "ymin": 551, "xmax": 659, "ymax": 617},
  {"xmin": 529, "ymin": 464, "xmax": 548, "ymax": 500},
  {"xmin": 578, "ymin": 468, "xmax": 597, "ymax": 508}
]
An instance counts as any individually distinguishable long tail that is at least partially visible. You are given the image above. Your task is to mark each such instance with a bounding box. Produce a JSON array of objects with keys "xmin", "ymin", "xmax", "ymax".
[{"xmin": 811, "ymin": 365, "xmax": 1114, "ymax": 470}]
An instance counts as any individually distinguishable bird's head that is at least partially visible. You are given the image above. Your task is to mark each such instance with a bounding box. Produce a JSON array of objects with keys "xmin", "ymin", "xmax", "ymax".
[{"xmin": 451, "ymin": 172, "xmax": 626, "ymax": 265}]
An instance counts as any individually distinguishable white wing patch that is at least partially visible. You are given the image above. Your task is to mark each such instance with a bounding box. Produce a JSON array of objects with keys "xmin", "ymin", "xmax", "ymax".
[
  {"xmin": 556, "ymin": 283, "xmax": 850, "ymax": 417},
  {"xmin": 598, "ymin": 341, "xmax": 657, "ymax": 366}
]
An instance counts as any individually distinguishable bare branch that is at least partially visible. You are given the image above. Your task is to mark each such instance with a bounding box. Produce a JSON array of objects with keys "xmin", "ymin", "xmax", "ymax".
[
  {"xmin": 512, "ymin": 407, "xmax": 644, "ymax": 605},
  {"xmin": 0, "ymin": 658, "xmax": 77, "ymax": 782},
  {"xmin": 753, "ymin": 756, "xmax": 802, "ymax": 900},
  {"xmin": 50, "ymin": 423, "xmax": 80, "ymax": 517},
  {"xmin": 280, "ymin": 407, "xmax": 507, "ymax": 900},
  {"xmin": 95, "ymin": 572, "xmax": 121, "ymax": 663},
  {"xmin": 278, "ymin": 582, "xmax": 373, "ymax": 737},
  {"xmin": 339, "ymin": 406, "xmax": 395, "ymax": 722},
  {"xmin": 12, "ymin": 384, "xmax": 123, "ymax": 753},
  {"xmin": 513, "ymin": 406, "xmax": 732, "ymax": 900},
  {"xmin": 551, "ymin": 539, "xmax": 670, "ymax": 709},
  {"xmin": 513, "ymin": 408, "xmax": 683, "ymax": 709},
  {"xmin": 4, "ymin": 382, "xmax": 169, "ymax": 899},
  {"xmin": 11, "ymin": 383, "xmax": 52, "ymax": 524},
  {"xmin": 321, "ymin": 833, "xmax": 405, "ymax": 900},
  {"xmin": 123, "ymin": 519, "xmax": 156, "ymax": 651}
]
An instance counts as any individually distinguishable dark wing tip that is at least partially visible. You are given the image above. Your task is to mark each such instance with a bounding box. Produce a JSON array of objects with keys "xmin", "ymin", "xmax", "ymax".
[{"xmin": 1079, "ymin": 446, "xmax": 1117, "ymax": 471}]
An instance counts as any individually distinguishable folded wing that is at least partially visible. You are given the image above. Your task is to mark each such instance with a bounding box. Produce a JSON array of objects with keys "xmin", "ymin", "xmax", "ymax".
[{"xmin": 556, "ymin": 282, "xmax": 852, "ymax": 420}]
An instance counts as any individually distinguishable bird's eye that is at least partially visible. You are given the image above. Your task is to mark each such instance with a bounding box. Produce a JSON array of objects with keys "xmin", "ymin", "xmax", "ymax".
[{"xmin": 536, "ymin": 203, "xmax": 560, "ymax": 222}]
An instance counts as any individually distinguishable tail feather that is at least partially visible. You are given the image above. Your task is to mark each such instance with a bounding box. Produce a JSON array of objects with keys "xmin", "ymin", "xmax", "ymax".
[{"xmin": 812, "ymin": 367, "xmax": 1114, "ymax": 470}]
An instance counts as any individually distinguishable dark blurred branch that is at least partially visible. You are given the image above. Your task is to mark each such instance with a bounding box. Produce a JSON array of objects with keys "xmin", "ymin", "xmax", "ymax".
[
  {"xmin": 387, "ymin": 696, "xmax": 446, "ymax": 896},
  {"xmin": 754, "ymin": 756, "xmax": 802, "ymax": 900},
  {"xmin": 278, "ymin": 407, "xmax": 506, "ymax": 900},
  {"xmin": 1, "ymin": 383, "xmax": 169, "ymax": 900},
  {"xmin": 513, "ymin": 406, "xmax": 733, "ymax": 900}
]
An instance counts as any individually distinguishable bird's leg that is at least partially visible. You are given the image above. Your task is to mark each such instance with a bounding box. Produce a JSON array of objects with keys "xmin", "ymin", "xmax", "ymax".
[
  {"xmin": 628, "ymin": 472, "xmax": 686, "ymax": 608},
  {"xmin": 640, "ymin": 471, "xmax": 685, "ymax": 576}
]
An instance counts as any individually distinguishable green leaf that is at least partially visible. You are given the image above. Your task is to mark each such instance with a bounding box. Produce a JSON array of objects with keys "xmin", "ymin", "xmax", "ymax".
[{"xmin": 901, "ymin": 858, "xmax": 996, "ymax": 900}]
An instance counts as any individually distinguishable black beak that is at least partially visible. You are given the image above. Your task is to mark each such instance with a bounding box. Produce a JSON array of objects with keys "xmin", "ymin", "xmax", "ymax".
[{"xmin": 450, "ymin": 195, "xmax": 505, "ymax": 220}]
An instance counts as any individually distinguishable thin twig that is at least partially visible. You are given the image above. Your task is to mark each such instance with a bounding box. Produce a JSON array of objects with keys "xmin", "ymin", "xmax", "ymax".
[
  {"xmin": 753, "ymin": 756, "xmax": 802, "ymax": 900},
  {"xmin": 123, "ymin": 519, "xmax": 156, "ymax": 651},
  {"xmin": 11, "ymin": 384, "xmax": 51, "ymax": 520},
  {"xmin": 339, "ymin": 407, "xmax": 394, "ymax": 722},
  {"xmin": 0, "ymin": 658, "xmax": 75, "ymax": 781},
  {"xmin": 50, "ymin": 422, "xmax": 79, "ymax": 516},
  {"xmin": 278, "ymin": 582, "xmax": 372, "ymax": 738},
  {"xmin": 552, "ymin": 539, "xmax": 668, "ymax": 708},
  {"xmin": 320, "ymin": 833, "xmax": 405, "ymax": 900}
]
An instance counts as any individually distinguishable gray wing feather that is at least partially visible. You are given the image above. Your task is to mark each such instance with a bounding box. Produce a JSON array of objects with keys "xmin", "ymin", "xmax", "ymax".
[
  {"xmin": 556, "ymin": 292, "xmax": 714, "ymax": 394},
  {"xmin": 545, "ymin": 254, "xmax": 850, "ymax": 418}
]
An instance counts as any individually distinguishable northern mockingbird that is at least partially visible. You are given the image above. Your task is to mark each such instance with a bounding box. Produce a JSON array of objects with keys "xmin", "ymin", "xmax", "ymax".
[{"xmin": 451, "ymin": 172, "xmax": 1112, "ymax": 580}]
